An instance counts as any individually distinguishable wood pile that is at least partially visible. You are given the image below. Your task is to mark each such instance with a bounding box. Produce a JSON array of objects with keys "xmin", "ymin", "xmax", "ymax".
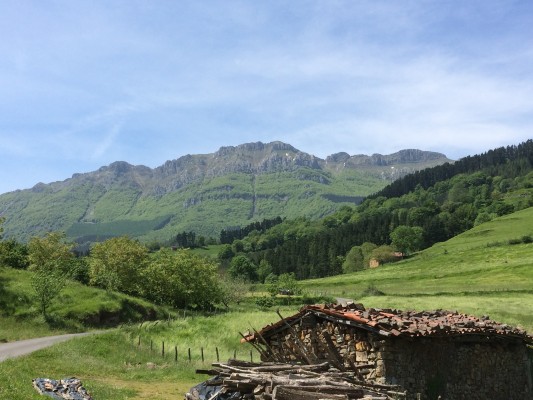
[{"xmin": 186, "ymin": 360, "xmax": 406, "ymax": 400}]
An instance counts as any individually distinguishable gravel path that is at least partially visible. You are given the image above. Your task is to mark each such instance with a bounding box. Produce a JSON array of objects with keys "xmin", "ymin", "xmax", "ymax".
[{"xmin": 0, "ymin": 332, "xmax": 96, "ymax": 362}]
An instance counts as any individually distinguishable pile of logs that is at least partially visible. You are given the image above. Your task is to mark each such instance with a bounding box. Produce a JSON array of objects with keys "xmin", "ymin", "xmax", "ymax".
[{"xmin": 186, "ymin": 360, "xmax": 406, "ymax": 400}]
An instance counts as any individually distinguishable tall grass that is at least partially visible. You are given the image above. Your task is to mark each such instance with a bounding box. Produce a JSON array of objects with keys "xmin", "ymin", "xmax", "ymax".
[{"xmin": 0, "ymin": 306, "xmax": 300, "ymax": 400}]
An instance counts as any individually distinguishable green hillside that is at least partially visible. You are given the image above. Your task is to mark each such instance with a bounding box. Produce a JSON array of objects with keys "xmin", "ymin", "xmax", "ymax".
[
  {"xmin": 0, "ymin": 266, "xmax": 171, "ymax": 341},
  {"xmin": 0, "ymin": 142, "xmax": 449, "ymax": 244},
  {"xmin": 299, "ymin": 207, "xmax": 533, "ymax": 331}
]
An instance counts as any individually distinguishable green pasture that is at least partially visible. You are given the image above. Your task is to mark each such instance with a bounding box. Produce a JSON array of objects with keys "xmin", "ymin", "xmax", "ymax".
[
  {"xmin": 1, "ymin": 208, "xmax": 532, "ymax": 399},
  {"xmin": 0, "ymin": 308, "xmax": 299, "ymax": 399},
  {"xmin": 300, "ymin": 207, "xmax": 533, "ymax": 330}
]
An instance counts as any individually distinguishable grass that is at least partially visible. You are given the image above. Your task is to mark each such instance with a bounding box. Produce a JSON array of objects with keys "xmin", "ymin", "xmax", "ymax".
[
  {"xmin": 0, "ymin": 266, "xmax": 172, "ymax": 341},
  {"xmin": 299, "ymin": 207, "xmax": 533, "ymax": 331},
  {"xmin": 1, "ymin": 207, "xmax": 532, "ymax": 398},
  {"xmin": 0, "ymin": 306, "xmax": 301, "ymax": 399}
]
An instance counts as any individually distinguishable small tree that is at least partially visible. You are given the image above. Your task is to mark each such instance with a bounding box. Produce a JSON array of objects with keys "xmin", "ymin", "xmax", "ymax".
[
  {"xmin": 28, "ymin": 232, "xmax": 74, "ymax": 274},
  {"xmin": 31, "ymin": 269, "xmax": 65, "ymax": 319},
  {"xmin": 219, "ymin": 275, "xmax": 250, "ymax": 309},
  {"xmin": 27, "ymin": 232, "xmax": 74, "ymax": 318},
  {"xmin": 277, "ymin": 272, "xmax": 300, "ymax": 295},
  {"xmin": 257, "ymin": 259, "xmax": 273, "ymax": 283},
  {"xmin": 342, "ymin": 246, "xmax": 364, "ymax": 273},
  {"xmin": 88, "ymin": 236, "xmax": 148, "ymax": 295},
  {"xmin": 390, "ymin": 225, "xmax": 424, "ymax": 255},
  {"xmin": 228, "ymin": 255, "xmax": 258, "ymax": 282},
  {"xmin": 143, "ymin": 248, "xmax": 223, "ymax": 309}
]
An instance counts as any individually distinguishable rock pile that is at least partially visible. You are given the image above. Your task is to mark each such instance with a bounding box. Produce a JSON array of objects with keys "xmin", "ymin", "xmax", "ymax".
[{"xmin": 32, "ymin": 377, "xmax": 92, "ymax": 400}]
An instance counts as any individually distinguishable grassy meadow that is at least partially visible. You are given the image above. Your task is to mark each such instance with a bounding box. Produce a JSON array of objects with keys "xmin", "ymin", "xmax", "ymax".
[
  {"xmin": 300, "ymin": 207, "xmax": 533, "ymax": 330},
  {"xmin": 0, "ymin": 207, "xmax": 532, "ymax": 398},
  {"xmin": 0, "ymin": 307, "xmax": 299, "ymax": 399},
  {"xmin": 0, "ymin": 266, "xmax": 172, "ymax": 342}
]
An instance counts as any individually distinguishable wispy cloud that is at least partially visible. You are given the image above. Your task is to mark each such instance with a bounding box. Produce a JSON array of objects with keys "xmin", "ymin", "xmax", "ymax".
[{"xmin": 0, "ymin": 0, "xmax": 532, "ymax": 193}]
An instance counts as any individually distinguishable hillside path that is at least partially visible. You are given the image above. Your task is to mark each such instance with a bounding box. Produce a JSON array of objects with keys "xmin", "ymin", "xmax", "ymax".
[{"xmin": 0, "ymin": 332, "xmax": 97, "ymax": 362}]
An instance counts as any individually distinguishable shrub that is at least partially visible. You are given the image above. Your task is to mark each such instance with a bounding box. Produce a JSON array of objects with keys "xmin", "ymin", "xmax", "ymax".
[
  {"xmin": 361, "ymin": 284, "xmax": 385, "ymax": 297},
  {"xmin": 255, "ymin": 297, "xmax": 274, "ymax": 309},
  {"xmin": 521, "ymin": 235, "xmax": 533, "ymax": 244}
]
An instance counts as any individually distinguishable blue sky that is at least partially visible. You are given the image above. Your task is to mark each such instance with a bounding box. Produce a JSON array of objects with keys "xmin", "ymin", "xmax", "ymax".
[{"xmin": 1, "ymin": 1, "xmax": 532, "ymax": 194}]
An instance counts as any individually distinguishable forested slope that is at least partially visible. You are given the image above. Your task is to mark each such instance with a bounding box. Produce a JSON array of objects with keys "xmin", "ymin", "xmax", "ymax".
[{"xmin": 231, "ymin": 140, "xmax": 533, "ymax": 279}]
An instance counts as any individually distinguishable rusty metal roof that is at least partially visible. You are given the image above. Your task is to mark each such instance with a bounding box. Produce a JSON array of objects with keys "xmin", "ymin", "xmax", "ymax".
[{"xmin": 243, "ymin": 303, "xmax": 533, "ymax": 344}]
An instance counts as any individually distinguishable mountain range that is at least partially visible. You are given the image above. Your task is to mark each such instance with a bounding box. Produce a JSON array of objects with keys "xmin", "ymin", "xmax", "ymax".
[{"xmin": 0, "ymin": 141, "xmax": 451, "ymax": 244}]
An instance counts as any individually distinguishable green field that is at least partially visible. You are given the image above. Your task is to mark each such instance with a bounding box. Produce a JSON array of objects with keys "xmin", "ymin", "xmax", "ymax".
[
  {"xmin": 0, "ymin": 308, "xmax": 299, "ymax": 399},
  {"xmin": 0, "ymin": 208, "xmax": 532, "ymax": 399},
  {"xmin": 300, "ymin": 207, "xmax": 533, "ymax": 331}
]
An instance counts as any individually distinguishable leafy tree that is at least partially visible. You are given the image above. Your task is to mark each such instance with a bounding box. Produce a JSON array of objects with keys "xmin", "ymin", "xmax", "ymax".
[
  {"xmin": 265, "ymin": 273, "xmax": 279, "ymax": 297},
  {"xmin": 232, "ymin": 240, "xmax": 245, "ymax": 254},
  {"xmin": 27, "ymin": 232, "xmax": 74, "ymax": 318},
  {"xmin": 361, "ymin": 242, "xmax": 378, "ymax": 267},
  {"xmin": 343, "ymin": 246, "xmax": 364, "ymax": 273},
  {"xmin": 28, "ymin": 232, "xmax": 74, "ymax": 274},
  {"xmin": 390, "ymin": 225, "xmax": 424, "ymax": 255},
  {"xmin": 31, "ymin": 269, "xmax": 65, "ymax": 319},
  {"xmin": 370, "ymin": 245, "xmax": 397, "ymax": 264},
  {"xmin": 277, "ymin": 272, "xmax": 299, "ymax": 295},
  {"xmin": 228, "ymin": 255, "xmax": 258, "ymax": 282},
  {"xmin": 0, "ymin": 238, "xmax": 29, "ymax": 269},
  {"xmin": 143, "ymin": 248, "xmax": 222, "ymax": 309},
  {"xmin": 219, "ymin": 275, "xmax": 250, "ymax": 308},
  {"xmin": 88, "ymin": 236, "xmax": 148, "ymax": 295},
  {"xmin": 217, "ymin": 244, "xmax": 234, "ymax": 261},
  {"xmin": 257, "ymin": 259, "xmax": 273, "ymax": 283}
]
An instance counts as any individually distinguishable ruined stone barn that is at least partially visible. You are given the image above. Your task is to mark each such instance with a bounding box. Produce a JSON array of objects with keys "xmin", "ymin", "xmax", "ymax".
[{"xmin": 242, "ymin": 303, "xmax": 533, "ymax": 400}]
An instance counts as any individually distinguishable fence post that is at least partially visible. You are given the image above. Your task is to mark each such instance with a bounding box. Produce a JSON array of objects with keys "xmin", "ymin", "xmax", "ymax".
[
  {"xmin": 201, "ymin": 347, "xmax": 204, "ymax": 362},
  {"xmin": 150, "ymin": 340, "xmax": 153, "ymax": 353},
  {"xmin": 162, "ymin": 341, "xmax": 165, "ymax": 358},
  {"xmin": 175, "ymin": 346, "xmax": 178, "ymax": 362},
  {"xmin": 138, "ymin": 336, "xmax": 141, "ymax": 348},
  {"xmin": 216, "ymin": 347, "xmax": 220, "ymax": 362},
  {"xmin": 250, "ymin": 350, "xmax": 253, "ymax": 363},
  {"xmin": 188, "ymin": 348, "xmax": 191, "ymax": 362},
  {"xmin": 233, "ymin": 350, "xmax": 236, "ymax": 359}
]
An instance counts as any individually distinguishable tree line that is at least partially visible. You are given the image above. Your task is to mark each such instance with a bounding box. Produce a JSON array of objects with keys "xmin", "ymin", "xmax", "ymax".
[
  {"xmin": 0, "ymin": 227, "xmax": 234, "ymax": 318},
  {"xmin": 217, "ymin": 140, "xmax": 533, "ymax": 280}
]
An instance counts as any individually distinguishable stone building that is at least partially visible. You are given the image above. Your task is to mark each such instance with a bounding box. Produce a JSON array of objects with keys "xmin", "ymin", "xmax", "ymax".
[{"xmin": 242, "ymin": 303, "xmax": 533, "ymax": 400}]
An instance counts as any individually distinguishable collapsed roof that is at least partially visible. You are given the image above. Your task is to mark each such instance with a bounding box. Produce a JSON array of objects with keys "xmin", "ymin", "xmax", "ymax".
[{"xmin": 243, "ymin": 303, "xmax": 533, "ymax": 344}]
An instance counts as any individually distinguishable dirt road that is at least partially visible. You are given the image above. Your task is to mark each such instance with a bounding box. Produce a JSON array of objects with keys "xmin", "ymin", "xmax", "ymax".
[{"xmin": 0, "ymin": 332, "xmax": 95, "ymax": 362}]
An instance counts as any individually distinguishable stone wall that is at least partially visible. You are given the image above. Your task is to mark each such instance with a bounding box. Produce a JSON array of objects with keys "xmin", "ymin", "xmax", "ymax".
[{"xmin": 265, "ymin": 317, "xmax": 532, "ymax": 400}]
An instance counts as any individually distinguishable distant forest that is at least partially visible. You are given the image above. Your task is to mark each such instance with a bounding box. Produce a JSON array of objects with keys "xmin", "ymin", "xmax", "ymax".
[{"xmin": 228, "ymin": 140, "xmax": 533, "ymax": 280}]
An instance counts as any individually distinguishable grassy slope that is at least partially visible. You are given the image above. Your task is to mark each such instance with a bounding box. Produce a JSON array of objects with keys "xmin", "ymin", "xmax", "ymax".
[
  {"xmin": 1, "ymin": 208, "xmax": 532, "ymax": 399},
  {"xmin": 0, "ymin": 267, "xmax": 172, "ymax": 342},
  {"xmin": 1, "ymin": 166, "xmax": 407, "ymax": 243},
  {"xmin": 300, "ymin": 207, "xmax": 533, "ymax": 330},
  {"xmin": 0, "ymin": 308, "xmax": 299, "ymax": 400}
]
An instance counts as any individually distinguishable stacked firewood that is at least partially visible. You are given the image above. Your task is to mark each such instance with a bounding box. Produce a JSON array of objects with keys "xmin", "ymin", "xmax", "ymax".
[{"xmin": 186, "ymin": 360, "xmax": 406, "ymax": 400}]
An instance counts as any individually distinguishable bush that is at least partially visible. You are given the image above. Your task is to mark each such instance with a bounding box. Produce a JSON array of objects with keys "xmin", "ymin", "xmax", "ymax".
[
  {"xmin": 361, "ymin": 284, "xmax": 385, "ymax": 297},
  {"xmin": 255, "ymin": 297, "xmax": 274, "ymax": 309},
  {"xmin": 521, "ymin": 235, "xmax": 533, "ymax": 244}
]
